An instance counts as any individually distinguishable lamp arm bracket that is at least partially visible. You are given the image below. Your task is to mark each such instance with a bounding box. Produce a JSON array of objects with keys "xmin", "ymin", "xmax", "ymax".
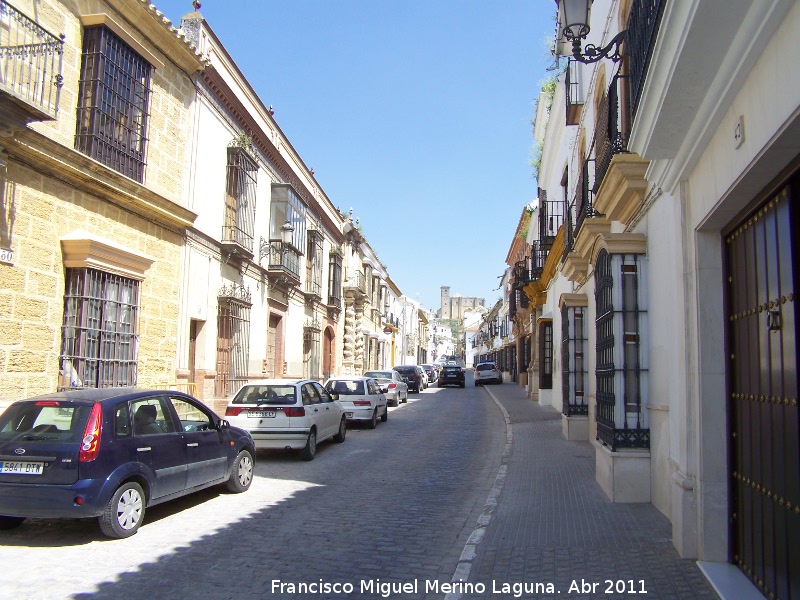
[{"xmin": 572, "ymin": 29, "xmax": 626, "ymax": 64}]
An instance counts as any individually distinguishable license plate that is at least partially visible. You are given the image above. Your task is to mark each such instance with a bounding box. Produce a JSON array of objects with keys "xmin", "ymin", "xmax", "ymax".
[
  {"xmin": 248, "ymin": 411, "xmax": 276, "ymax": 418},
  {"xmin": 0, "ymin": 461, "xmax": 44, "ymax": 475}
]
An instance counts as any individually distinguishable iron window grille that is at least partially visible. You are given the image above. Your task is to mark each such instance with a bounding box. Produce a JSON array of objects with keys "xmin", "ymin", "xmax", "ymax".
[
  {"xmin": 561, "ymin": 304, "xmax": 587, "ymax": 416},
  {"xmin": 305, "ymin": 229, "xmax": 323, "ymax": 299},
  {"xmin": 539, "ymin": 320, "xmax": 553, "ymax": 389},
  {"xmin": 303, "ymin": 319, "xmax": 321, "ymax": 380},
  {"xmin": 75, "ymin": 26, "xmax": 151, "ymax": 182},
  {"xmin": 59, "ymin": 268, "xmax": 139, "ymax": 390},
  {"xmin": 328, "ymin": 250, "xmax": 342, "ymax": 309},
  {"xmin": 222, "ymin": 146, "xmax": 258, "ymax": 253},
  {"xmin": 215, "ymin": 283, "xmax": 251, "ymax": 397},
  {"xmin": 595, "ymin": 250, "xmax": 649, "ymax": 450}
]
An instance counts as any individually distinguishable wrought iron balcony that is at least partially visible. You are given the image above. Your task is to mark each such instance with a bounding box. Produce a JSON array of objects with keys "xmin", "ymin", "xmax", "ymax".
[
  {"xmin": 222, "ymin": 225, "xmax": 254, "ymax": 261},
  {"xmin": 259, "ymin": 239, "xmax": 300, "ymax": 287},
  {"xmin": 0, "ymin": 1, "xmax": 64, "ymax": 126},
  {"xmin": 627, "ymin": 0, "xmax": 666, "ymax": 120},
  {"xmin": 343, "ymin": 270, "xmax": 367, "ymax": 297},
  {"xmin": 562, "ymin": 158, "xmax": 594, "ymax": 261},
  {"xmin": 564, "ymin": 59, "xmax": 583, "ymax": 126},
  {"xmin": 305, "ymin": 277, "xmax": 322, "ymax": 301}
]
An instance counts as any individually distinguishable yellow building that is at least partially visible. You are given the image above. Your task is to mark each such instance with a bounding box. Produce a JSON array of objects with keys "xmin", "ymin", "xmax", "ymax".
[{"xmin": 0, "ymin": 0, "xmax": 204, "ymax": 407}]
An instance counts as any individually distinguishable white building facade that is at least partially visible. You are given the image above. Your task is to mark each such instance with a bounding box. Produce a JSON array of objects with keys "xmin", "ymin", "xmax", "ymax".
[{"xmin": 527, "ymin": 1, "xmax": 800, "ymax": 597}]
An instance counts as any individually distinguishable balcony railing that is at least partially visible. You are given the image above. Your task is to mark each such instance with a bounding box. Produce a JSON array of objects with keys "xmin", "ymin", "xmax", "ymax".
[
  {"xmin": 0, "ymin": 1, "xmax": 64, "ymax": 121},
  {"xmin": 593, "ymin": 72, "xmax": 630, "ymax": 195},
  {"xmin": 266, "ymin": 242, "xmax": 301, "ymax": 285},
  {"xmin": 343, "ymin": 270, "xmax": 367, "ymax": 296},
  {"xmin": 564, "ymin": 59, "xmax": 583, "ymax": 126},
  {"xmin": 627, "ymin": 0, "xmax": 666, "ymax": 120},
  {"xmin": 563, "ymin": 158, "xmax": 594, "ymax": 261}
]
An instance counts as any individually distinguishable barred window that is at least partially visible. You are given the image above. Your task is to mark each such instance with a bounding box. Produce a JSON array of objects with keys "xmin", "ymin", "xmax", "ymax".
[
  {"xmin": 59, "ymin": 268, "xmax": 139, "ymax": 390},
  {"xmin": 539, "ymin": 320, "xmax": 553, "ymax": 389},
  {"xmin": 223, "ymin": 147, "xmax": 258, "ymax": 251},
  {"xmin": 75, "ymin": 26, "xmax": 151, "ymax": 182},
  {"xmin": 328, "ymin": 251, "xmax": 342, "ymax": 308},
  {"xmin": 561, "ymin": 303, "xmax": 587, "ymax": 416},
  {"xmin": 304, "ymin": 325, "xmax": 321, "ymax": 380},
  {"xmin": 216, "ymin": 293, "xmax": 251, "ymax": 398},
  {"xmin": 306, "ymin": 230, "xmax": 323, "ymax": 298}
]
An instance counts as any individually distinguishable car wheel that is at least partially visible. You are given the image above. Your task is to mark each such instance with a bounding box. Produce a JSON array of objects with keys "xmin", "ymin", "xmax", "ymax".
[
  {"xmin": 99, "ymin": 481, "xmax": 145, "ymax": 539},
  {"xmin": 299, "ymin": 429, "xmax": 317, "ymax": 461},
  {"xmin": 367, "ymin": 409, "xmax": 378, "ymax": 429},
  {"xmin": 225, "ymin": 449, "xmax": 254, "ymax": 493},
  {"xmin": 0, "ymin": 516, "xmax": 25, "ymax": 530},
  {"xmin": 460, "ymin": 383, "xmax": 465, "ymax": 388},
  {"xmin": 380, "ymin": 406, "xmax": 388, "ymax": 422},
  {"xmin": 333, "ymin": 417, "xmax": 347, "ymax": 443}
]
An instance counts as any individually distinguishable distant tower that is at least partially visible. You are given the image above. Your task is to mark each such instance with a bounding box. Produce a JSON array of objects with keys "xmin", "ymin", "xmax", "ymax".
[{"xmin": 440, "ymin": 286, "xmax": 451, "ymax": 319}]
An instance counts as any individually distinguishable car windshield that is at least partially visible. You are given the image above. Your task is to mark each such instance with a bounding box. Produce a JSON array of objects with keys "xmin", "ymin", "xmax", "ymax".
[
  {"xmin": 364, "ymin": 371, "xmax": 392, "ymax": 379},
  {"xmin": 443, "ymin": 366, "xmax": 461, "ymax": 372},
  {"xmin": 231, "ymin": 385, "xmax": 297, "ymax": 405},
  {"xmin": 476, "ymin": 364, "xmax": 497, "ymax": 371},
  {"xmin": 394, "ymin": 367, "xmax": 415, "ymax": 374},
  {"xmin": 326, "ymin": 380, "xmax": 365, "ymax": 395},
  {"xmin": 0, "ymin": 402, "xmax": 90, "ymax": 443}
]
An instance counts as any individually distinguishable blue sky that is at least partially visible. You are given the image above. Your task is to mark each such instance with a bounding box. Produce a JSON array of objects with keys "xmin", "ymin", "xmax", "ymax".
[{"xmin": 154, "ymin": 0, "xmax": 557, "ymax": 313}]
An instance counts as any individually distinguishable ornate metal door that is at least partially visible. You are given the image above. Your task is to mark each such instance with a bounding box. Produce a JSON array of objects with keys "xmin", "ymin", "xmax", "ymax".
[{"xmin": 726, "ymin": 180, "xmax": 799, "ymax": 600}]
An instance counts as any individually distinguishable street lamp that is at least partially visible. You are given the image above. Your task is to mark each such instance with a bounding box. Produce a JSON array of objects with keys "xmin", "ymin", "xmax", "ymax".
[
  {"xmin": 557, "ymin": 0, "xmax": 625, "ymax": 63},
  {"xmin": 280, "ymin": 219, "xmax": 294, "ymax": 245}
]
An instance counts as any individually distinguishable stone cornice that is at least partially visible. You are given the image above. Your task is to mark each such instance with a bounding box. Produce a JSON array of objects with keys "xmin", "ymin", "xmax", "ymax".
[
  {"xmin": 559, "ymin": 293, "xmax": 588, "ymax": 309},
  {"xmin": 593, "ymin": 154, "xmax": 650, "ymax": 226},
  {"xmin": 562, "ymin": 217, "xmax": 646, "ymax": 284},
  {"xmin": 5, "ymin": 130, "xmax": 197, "ymax": 232},
  {"xmin": 61, "ymin": 230, "xmax": 155, "ymax": 280}
]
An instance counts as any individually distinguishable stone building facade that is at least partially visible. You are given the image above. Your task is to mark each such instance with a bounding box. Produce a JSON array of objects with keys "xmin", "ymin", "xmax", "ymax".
[{"xmin": 0, "ymin": 0, "xmax": 204, "ymax": 409}]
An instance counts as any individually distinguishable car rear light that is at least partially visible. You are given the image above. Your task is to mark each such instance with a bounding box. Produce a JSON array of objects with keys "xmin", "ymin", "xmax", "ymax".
[
  {"xmin": 282, "ymin": 407, "xmax": 305, "ymax": 417},
  {"xmin": 353, "ymin": 400, "xmax": 371, "ymax": 406},
  {"xmin": 79, "ymin": 403, "xmax": 103, "ymax": 462},
  {"xmin": 387, "ymin": 383, "xmax": 397, "ymax": 389},
  {"xmin": 35, "ymin": 400, "xmax": 60, "ymax": 406},
  {"xmin": 225, "ymin": 406, "xmax": 244, "ymax": 416}
]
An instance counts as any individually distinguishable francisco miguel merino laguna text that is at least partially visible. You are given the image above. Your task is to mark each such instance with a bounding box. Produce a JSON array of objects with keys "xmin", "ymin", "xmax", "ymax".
[{"xmin": 270, "ymin": 578, "xmax": 561, "ymax": 597}]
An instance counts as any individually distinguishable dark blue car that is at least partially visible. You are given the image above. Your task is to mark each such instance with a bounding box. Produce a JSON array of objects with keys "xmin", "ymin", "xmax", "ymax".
[{"xmin": 0, "ymin": 388, "xmax": 255, "ymax": 538}]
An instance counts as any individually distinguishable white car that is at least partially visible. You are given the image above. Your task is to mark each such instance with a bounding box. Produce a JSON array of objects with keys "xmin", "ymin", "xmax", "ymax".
[
  {"xmin": 225, "ymin": 379, "xmax": 346, "ymax": 460},
  {"xmin": 324, "ymin": 376, "xmax": 388, "ymax": 428},
  {"xmin": 363, "ymin": 370, "xmax": 409, "ymax": 406},
  {"xmin": 474, "ymin": 362, "xmax": 502, "ymax": 385}
]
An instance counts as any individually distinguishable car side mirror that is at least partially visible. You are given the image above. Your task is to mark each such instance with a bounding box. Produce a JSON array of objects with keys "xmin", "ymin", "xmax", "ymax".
[
  {"xmin": 380, "ymin": 385, "xmax": 388, "ymax": 393},
  {"xmin": 216, "ymin": 419, "xmax": 230, "ymax": 430},
  {"xmin": 329, "ymin": 392, "xmax": 339, "ymax": 400}
]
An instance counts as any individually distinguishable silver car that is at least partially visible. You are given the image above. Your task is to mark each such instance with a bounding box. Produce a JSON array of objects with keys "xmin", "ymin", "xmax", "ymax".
[
  {"xmin": 225, "ymin": 379, "xmax": 346, "ymax": 460},
  {"xmin": 324, "ymin": 377, "xmax": 388, "ymax": 429},
  {"xmin": 363, "ymin": 370, "xmax": 409, "ymax": 407}
]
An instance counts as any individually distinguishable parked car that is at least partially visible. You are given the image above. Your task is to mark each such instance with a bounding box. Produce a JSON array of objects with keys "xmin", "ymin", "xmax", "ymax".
[
  {"xmin": 363, "ymin": 370, "xmax": 409, "ymax": 406},
  {"xmin": 474, "ymin": 362, "xmax": 502, "ymax": 385},
  {"xmin": 418, "ymin": 367, "xmax": 429, "ymax": 389},
  {"xmin": 393, "ymin": 365, "xmax": 426, "ymax": 392},
  {"xmin": 324, "ymin": 377, "xmax": 388, "ymax": 428},
  {"xmin": 0, "ymin": 388, "xmax": 255, "ymax": 539},
  {"xmin": 421, "ymin": 364, "xmax": 437, "ymax": 384},
  {"xmin": 439, "ymin": 364, "xmax": 466, "ymax": 388},
  {"xmin": 225, "ymin": 379, "xmax": 346, "ymax": 461}
]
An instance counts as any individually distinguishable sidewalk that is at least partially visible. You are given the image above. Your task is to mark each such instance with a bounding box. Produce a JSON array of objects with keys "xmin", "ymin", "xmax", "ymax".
[{"xmin": 449, "ymin": 382, "xmax": 720, "ymax": 600}]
